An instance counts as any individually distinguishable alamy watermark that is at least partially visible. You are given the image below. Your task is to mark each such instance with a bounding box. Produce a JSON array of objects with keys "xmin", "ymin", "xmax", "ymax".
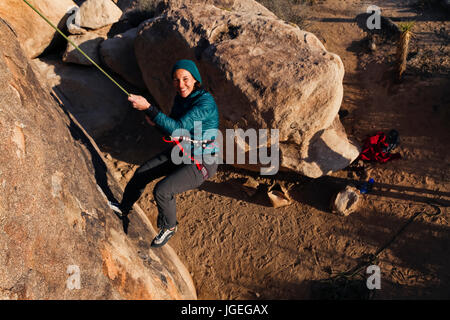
[
  {"xmin": 169, "ymin": 122, "xmax": 280, "ymax": 175},
  {"xmin": 366, "ymin": 5, "xmax": 381, "ymax": 30},
  {"xmin": 366, "ymin": 264, "xmax": 381, "ymax": 290},
  {"xmin": 66, "ymin": 265, "xmax": 81, "ymax": 290},
  {"xmin": 66, "ymin": 6, "xmax": 81, "ymax": 30}
]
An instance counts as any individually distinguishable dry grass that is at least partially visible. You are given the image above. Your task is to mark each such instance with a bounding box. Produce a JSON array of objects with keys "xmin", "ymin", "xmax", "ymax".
[
  {"xmin": 125, "ymin": 0, "xmax": 319, "ymax": 30},
  {"xmin": 255, "ymin": 0, "xmax": 319, "ymax": 29}
]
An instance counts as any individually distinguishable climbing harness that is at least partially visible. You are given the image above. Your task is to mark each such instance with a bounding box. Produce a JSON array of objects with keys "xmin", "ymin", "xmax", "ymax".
[
  {"xmin": 168, "ymin": 135, "xmax": 217, "ymax": 149},
  {"xmin": 162, "ymin": 136, "xmax": 217, "ymax": 180},
  {"xmin": 21, "ymin": 0, "xmax": 130, "ymax": 97}
]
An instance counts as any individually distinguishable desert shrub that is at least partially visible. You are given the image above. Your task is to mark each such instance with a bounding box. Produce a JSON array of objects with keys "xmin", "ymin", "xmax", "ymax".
[{"xmin": 255, "ymin": 0, "xmax": 312, "ymax": 29}]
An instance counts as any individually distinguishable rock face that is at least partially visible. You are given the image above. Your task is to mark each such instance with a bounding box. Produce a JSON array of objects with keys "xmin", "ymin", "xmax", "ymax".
[
  {"xmin": 79, "ymin": 0, "xmax": 123, "ymax": 29},
  {"xmin": 99, "ymin": 27, "xmax": 145, "ymax": 89},
  {"xmin": 0, "ymin": 0, "xmax": 77, "ymax": 58},
  {"xmin": 63, "ymin": 32, "xmax": 106, "ymax": 66},
  {"xmin": 33, "ymin": 56, "xmax": 131, "ymax": 139},
  {"xmin": 134, "ymin": 1, "xmax": 360, "ymax": 178},
  {"xmin": 0, "ymin": 20, "xmax": 196, "ymax": 299},
  {"xmin": 293, "ymin": 117, "xmax": 361, "ymax": 178}
]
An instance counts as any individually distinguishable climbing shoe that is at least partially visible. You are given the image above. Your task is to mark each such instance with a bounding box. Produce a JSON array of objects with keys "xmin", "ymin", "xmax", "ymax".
[
  {"xmin": 151, "ymin": 226, "xmax": 177, "ymax": 248},
  {"xmin": 382, "ymin": 129, "xmax": 399, "ymax": 153}
]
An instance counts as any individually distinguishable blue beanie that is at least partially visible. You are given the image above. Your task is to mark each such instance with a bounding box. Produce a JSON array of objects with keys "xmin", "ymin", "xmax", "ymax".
[{"xmin": 171, "ymin": 59, "xmax": 202, "ymax": 85}]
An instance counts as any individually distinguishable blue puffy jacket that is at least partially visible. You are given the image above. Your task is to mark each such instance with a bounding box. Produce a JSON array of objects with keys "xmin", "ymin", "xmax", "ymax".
[{"xmin": 153, "ymin": 89, "xmax": 220, "ymax": 156}]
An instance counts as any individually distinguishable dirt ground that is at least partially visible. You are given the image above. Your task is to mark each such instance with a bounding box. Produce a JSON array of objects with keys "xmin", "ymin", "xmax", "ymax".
[{"xmin": 97, "ymin": 0, "xmax": 450, "ymax": 299}]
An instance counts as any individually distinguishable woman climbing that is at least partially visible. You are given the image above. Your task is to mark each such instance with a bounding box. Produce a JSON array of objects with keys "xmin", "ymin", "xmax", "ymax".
[{"xmin": 109, "ymin": 59, "xmax": 220, "ymax": 247}]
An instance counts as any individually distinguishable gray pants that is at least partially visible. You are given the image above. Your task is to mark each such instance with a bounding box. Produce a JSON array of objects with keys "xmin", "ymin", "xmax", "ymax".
[{"xmin": 120, "ymin": 147, "xmax": 218, "ymax": 229}]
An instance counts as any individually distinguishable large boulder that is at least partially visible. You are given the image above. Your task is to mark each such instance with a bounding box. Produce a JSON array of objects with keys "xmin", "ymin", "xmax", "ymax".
[
  {"xmin": 99, "ymin": 27, "xmax": 146, "ymax": 89},
  {"xmin": 33, "ymin": 56, "xmax": 131, "ymax": 139},
  {"xmin": 134, "ymin": 2, "xmax": 360, "ymax": 178},
  {"xmin": 0, "ymin": 0, "xmax": 77, "ymax": 58},
  {"xmin": 0, "ymin": 19, "xmax": 196, "ymax": 299},
  {"xmin": 63, "ymin": 32, "xmax": 106, "ymax": 66},
  {"xmin": 79, "ymin": 0, "xmax": 123, "ymax": 29}
]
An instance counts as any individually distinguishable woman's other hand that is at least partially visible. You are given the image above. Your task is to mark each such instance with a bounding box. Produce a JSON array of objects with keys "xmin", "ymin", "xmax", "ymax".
[{"xmin": 128, "ymin": 94, "xmax": 150, "ymax": 111}]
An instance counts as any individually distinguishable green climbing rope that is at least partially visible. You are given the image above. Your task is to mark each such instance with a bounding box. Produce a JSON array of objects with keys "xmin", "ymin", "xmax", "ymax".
[{"xmin": 21, "ymin": 0, "xmax": 131, "ymax": 97}]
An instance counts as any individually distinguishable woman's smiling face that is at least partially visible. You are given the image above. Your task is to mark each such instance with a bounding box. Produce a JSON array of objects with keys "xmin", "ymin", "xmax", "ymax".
[{"xmin": 173, "ymin": 69, "xmax": 197, "ymax": 98}]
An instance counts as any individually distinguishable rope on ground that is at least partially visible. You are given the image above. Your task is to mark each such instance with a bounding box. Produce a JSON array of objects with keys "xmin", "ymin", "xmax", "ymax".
[{"xmin": 311, "ymin": 200, "xmax": 446, "ymax": 299}]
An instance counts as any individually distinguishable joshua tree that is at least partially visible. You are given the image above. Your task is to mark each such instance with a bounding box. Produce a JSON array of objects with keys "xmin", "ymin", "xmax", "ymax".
[{"xmin": 396, "ymin": 21, "xmax": 415, "ymax": 81}]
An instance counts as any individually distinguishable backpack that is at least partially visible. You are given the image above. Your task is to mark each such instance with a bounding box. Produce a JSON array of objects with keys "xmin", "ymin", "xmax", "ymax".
[{"xmin": 358, "ymin": 130, "xmax": 401, "ymax": 163}]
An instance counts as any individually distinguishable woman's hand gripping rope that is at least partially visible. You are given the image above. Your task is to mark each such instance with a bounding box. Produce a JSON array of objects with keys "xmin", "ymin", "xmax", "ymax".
[{"xmin": 128, "ymin": 94, "xmax": 156, "ymax": 126}]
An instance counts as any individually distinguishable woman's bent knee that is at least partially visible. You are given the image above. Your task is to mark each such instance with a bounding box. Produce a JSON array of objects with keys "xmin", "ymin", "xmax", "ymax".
[{"xmin": 153, "ymin": 180, "xmax": 171, "ymax": 200}]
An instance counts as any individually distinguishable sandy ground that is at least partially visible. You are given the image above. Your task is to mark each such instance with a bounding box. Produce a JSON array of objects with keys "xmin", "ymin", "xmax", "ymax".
[{"xmin": 97, "ymin": 0, "xmax": 450, "ymax": 299}]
